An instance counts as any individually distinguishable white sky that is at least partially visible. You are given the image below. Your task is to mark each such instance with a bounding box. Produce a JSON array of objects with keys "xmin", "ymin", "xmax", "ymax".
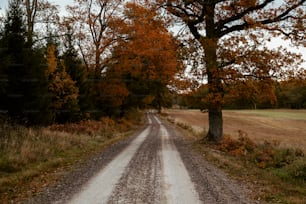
[
  {"xmin": 0, "ymin": 0, "xmax": 305, "ymax": 67},
  {"xmin": 0, "ymin": 0, "xmax": 74, "ymax": 14}
]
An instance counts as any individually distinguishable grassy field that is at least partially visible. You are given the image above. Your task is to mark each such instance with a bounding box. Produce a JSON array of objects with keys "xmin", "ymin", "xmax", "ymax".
[
  {"xmin": 164, "ymin": 108, "xmax": 306, "ymax": 203},
  {"xmin": 165, "ymin": 109, "xmax": 306, "ymax": 152}
]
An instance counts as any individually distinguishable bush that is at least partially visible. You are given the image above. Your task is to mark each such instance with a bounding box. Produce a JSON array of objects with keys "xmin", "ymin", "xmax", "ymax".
[
  {"xmin": 254, "ymin": 142, "xmax": 304, "ymax": 169},
  {"xmin": 214, "ymin": 132, "xmax": 305, "ymax": 172},
  {"xmin": 216, "ymin": 131, "xmax": 256, "ymax": 157},
  {"xmin": 285, "ymin": 159, "xmax": 306, "ymax": 182}
]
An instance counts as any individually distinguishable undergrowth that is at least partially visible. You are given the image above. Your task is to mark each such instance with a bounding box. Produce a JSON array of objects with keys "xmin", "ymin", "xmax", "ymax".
[
  {"xmin": 214, "ymin": 131, "xmax": 305, "ymax": 178},
  {"xmin": 0, "ymin": 110, "xmax": 143, "ymax": 203},
  {"xmin": 204, "ymin": 131, "xmax": 306, "ymax": 203}
]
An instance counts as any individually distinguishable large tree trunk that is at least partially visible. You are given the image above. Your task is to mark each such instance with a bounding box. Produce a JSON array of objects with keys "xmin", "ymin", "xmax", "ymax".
[
  {"xmin": 207, "ymin": 109, "xmax": 223, "ymax": 142},
  {"xmin": 207, "ymin": 64, "xmax": 224, "ymax": 142},
  {"xmin": 200, "ymin": 5, "xmax": 223, "ymax": 142},
  {"xmin": 204, "ymin": 38, "xmax": 223, "ymax": 142}
]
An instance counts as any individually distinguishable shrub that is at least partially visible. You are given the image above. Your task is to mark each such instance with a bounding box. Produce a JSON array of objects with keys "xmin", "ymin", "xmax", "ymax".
[
  {"xmin": 287, "ymin": 159, "xmax": 306, "ymax": 181},
  {"xmin": 213, "ymin": 131, "xmax": 305, "ymax": 172},
  {"xmin": 216, "ymin": 131, "xmax": 256, "ymax": 157},
  {"xmin": 254, "ymin": 142, "xmax": 304, "ymax": 169}
]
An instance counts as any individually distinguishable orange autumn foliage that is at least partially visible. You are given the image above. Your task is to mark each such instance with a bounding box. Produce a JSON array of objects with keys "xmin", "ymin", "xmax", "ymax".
[
  {"xmin": 96, "ymin": 81, "xmax": 129, "ymax": 108},
  {"xmin": 109, "ymin": 3, "xmax": 179, "ymax": 84}
]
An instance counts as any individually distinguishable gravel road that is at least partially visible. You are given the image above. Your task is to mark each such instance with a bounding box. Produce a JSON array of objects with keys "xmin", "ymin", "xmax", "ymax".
[{"xmin": 27, "ymin": 113, "xmax": 255, "ymax": 204}]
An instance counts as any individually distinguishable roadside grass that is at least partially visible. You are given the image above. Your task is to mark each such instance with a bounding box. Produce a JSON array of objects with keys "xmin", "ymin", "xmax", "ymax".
[
  {"xmin": 165, "ymin": 115, "xmax": 306, "ymax": 204},
  {"xmin": 0, "ymin": 110, "xmax": 144, "ymax": 203}
]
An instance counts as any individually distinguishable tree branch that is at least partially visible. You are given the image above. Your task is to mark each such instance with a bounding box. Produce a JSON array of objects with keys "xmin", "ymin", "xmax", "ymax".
[{"xmin": 219, "ymin": 0, "xmax": 306, "ymax": 37}]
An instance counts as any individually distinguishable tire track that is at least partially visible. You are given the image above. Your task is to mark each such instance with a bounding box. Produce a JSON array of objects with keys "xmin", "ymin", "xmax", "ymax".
[
  {"xmin": 160, "ymin": 123, "xmax": 201, "ymax": 204},
  {"xmin": 67, "ymin": 126, "xmax": 151, "ymax": 204}
]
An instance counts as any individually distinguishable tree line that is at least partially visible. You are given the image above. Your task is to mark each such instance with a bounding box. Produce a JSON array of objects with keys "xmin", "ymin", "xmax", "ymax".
[
  {"xmin": 0, "ymin": 0, "xmax": 305, "ymax": 143},
  {"xmin": 0, "ymin": 0, "xmax": 179, "ymax": 125},
  {"xmin": 177, "ymin": 77, "xmax": 306, "ymax": 110}
]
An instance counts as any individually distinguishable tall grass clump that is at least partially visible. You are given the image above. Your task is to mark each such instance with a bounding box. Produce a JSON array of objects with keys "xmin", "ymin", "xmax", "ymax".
[
  {"xmin": 0, "ymin": 121, "xmax": 86, "ymax": 174},
  {"xmin": 0, "ymin": 111, "xmax": 143, "ymax": 202}
]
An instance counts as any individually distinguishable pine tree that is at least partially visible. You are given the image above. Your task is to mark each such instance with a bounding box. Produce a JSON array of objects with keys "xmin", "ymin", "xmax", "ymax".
[
  {"xmin": 61, "ymin": 29, "xmax": 91, "ymax": 120},
  {"xmin": 1, "ymin": 0, "xmax": 53, "ymax": 125}
]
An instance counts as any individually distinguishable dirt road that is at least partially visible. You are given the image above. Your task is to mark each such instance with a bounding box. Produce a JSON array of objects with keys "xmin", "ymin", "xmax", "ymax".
[{"xmin": 27, "ymin": 113, "xmax": 254, "ymax": 204}]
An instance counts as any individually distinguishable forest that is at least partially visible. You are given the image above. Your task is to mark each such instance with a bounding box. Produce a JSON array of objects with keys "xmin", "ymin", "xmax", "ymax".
[{"xmin": 0, "ymin": 0, "xmax": 305, "ymax": 128}]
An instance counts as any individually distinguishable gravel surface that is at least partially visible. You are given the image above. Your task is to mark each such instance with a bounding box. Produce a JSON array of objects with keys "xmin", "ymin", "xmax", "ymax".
[
  {"xmin": 25, "ymin": 113, "xmax": 256, "ymax": 204},
  {"xmin": 107, "ymin": 117, "xmax": 164, "ymax": 204}
]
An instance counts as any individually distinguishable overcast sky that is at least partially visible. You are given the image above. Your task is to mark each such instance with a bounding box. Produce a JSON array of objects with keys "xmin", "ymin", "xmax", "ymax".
[
  {"xmin": 0, "ymin": 0, "xmax": 305, "ymax": 66},
  {"xmin": 0, "ymin": 0, "xmax": 74, "ymax": 14}
]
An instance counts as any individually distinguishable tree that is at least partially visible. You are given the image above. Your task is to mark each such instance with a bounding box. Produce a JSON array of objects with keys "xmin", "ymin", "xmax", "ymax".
[
  {"xmin": 161, "ymin": 0, "xmax": 306, "ymax": 142},
  {"xmin": 46, "ymin": 42, "xmax": 80, "ymax": 123},
  {"xmin": 66, "ymin": 0, "xmax": 123, "ymax": 75},
  {"xmin": 63, "ymin": 0, "xmax": 124, "ymax": 119},
  {"xmin": 24, "ymin": 0, "xmax": 38, "ymax": 47},
  {"xmin": 2, "ymin": 0, "xmax": 29, "ymax": 121},
  {"xmin": 23, "ymin": 0, "xmax": 60, "ymax": 48},
  {"xmin": 61, "ymin": 24, "xmax": 92, "ymax": 119},
  {"xmin": 1, "ymin": 0, "xmax": 52, "ymax": 125},
  {"xmin": 223, "ymin": 79, "xmax": 277, "ymax": 109},
  {"xmin": 104, "ymin": 3, "xmax": 179, "ymax": 113},
  {"xmin": 276, "ymin": 77, "xmax": 306, "ymax": 109}
]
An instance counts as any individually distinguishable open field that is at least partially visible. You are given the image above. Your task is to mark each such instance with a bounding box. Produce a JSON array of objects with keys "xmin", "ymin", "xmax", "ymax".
[{"xmin": 164, "ymin": 109, "xmax": 306, "ymax": 152}]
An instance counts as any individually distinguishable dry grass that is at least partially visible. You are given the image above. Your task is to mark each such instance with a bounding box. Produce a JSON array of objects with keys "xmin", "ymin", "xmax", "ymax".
[
  {"xmin": 164, "ymin": 108, "xmax": 306, "ymax": 204},
  {"xmin": 0, "ymin": 111, "xmax": 144, "ymax": 203},
  {"xmin": 165, "ymin": 109, "xmax": 306, "ymax": 152}
]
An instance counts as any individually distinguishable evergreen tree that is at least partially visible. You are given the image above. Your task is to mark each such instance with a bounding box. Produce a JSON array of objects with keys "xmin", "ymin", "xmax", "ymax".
[
  {"xmin": 0, "ymin": 26, "xmax": 9, "ymax": 114},
  {"xmin": 1, "ymin": 0, "xmax": 53, "ymax": 125},
  {"xmin": 61, "ymin": 28, "xmax": 92, "ymax": 120}
]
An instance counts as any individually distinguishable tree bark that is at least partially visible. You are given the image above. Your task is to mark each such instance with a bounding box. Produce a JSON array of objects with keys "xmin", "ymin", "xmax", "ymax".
[
  {"xmin": 202, "ymin": 5, "xmax": 223, "ymax": 142},
  {"xmin": 204, "ymin": 37, "xmax": 223, "ymax": 142},
  {"xmin": 208, "ymin": 109, "xmax": 223, "ymax": 142}
]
